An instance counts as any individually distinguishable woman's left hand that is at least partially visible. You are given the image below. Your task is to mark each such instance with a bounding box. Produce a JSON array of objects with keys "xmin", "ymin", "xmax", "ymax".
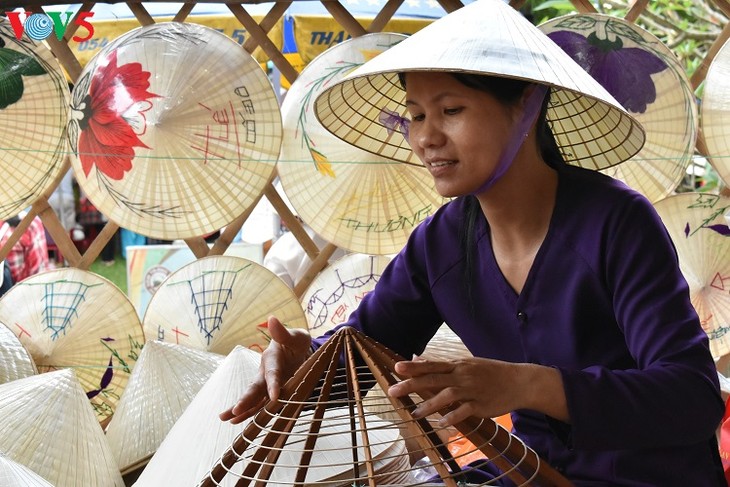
[{"xmin": 387, "ymin": 356, "xmax": 569, "ymax": 426}]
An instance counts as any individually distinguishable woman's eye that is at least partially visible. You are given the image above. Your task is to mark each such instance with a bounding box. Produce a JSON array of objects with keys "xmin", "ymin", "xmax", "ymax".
[
  {"xmin": 411, "ymin": 114, "xmax": 425, "ymax": 122},
  {"xmin": 445, "ymin": 107, "xmax": 462, "ymax": 115}
]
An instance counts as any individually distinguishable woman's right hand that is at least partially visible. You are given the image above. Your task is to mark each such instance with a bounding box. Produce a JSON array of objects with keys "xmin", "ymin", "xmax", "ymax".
[{"xmin": 219, "ymin": 315, "xmax": 312, "ymax": 424}]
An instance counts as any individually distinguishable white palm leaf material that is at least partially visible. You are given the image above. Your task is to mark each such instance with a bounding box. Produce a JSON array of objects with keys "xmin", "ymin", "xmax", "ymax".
[
  {"xmin": 67, "ymin": 22, "xmax": 282, "ymax": 240},
  {"xmin": 300, "ymin": 253, "xmax": 391, "ymax": 335},
  {"xmin": 0, "ymin": 369, "xmax": 124, "ymax": 487},
  {"xmin": 0, "ymin": 320, "xmax": 37, "ymax": 384},
  {"xmin": 540, "ymin": 14, "xmax": 697, "ymax": 203},
  {"xmin": 278, "ymin": 32, "xmax": 446, "ymax": 255},
  {"xmin": 200, "ymin": 327, "xmax": 570, "ymax": 486},
  {"xmin": 133, "ymin": 345, "xmax": 261, "ymax": 487},
  {"xmin": 0, "ymin": 452, "xmax": 54, "ymax": 487},
  {"xmin": 0, "ymin": 268, "xmax": 145, "ymax": 422},
  {"xmin": 0, "ymin": 20, "xmax": 70, "ymax": 219},
  {"xmin": 104, "ymin": 341, "xmax": 224, "ymax": 474},
  {"xmin": 143, "ymin": 256, "xmax": 307, "ymax": 355},
  {"xmin": 700, "ymin": 36, "xmax": 730, "ymax": 188},
  {"xmin": 421, "ymin": 323, "xmax": 473, "ymax": 362},
  {"xmin": 653, "ymin": 193, "xmax": 730, "ymax": 360}
]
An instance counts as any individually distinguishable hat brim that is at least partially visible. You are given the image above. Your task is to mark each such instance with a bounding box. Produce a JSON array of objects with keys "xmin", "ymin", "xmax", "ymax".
[{"xmin": 314, "ymin": 0, "xmax": 645, "ymax": 171}]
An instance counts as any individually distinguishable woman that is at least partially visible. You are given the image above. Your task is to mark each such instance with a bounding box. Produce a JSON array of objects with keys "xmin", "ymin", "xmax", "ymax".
[{"xmin": 222, "ymin": 0, "xmax": 725, "ymax": 484}]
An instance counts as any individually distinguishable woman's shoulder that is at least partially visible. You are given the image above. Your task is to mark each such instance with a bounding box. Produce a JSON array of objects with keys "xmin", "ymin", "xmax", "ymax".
[{"xmin": 558, "ymin": 165, "xmax": 654, "ymax": 214}]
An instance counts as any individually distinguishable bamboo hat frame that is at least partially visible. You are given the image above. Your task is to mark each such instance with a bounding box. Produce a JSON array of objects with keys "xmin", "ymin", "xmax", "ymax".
[{"xmin": 202, "ymin": 327, "xmax": 571, "ymax": 486}]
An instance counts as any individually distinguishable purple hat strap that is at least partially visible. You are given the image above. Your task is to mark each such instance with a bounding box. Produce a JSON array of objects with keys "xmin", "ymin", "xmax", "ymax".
[{"xmin": 470, "ymin": 84, "xmax": 549, "ymax": 196}]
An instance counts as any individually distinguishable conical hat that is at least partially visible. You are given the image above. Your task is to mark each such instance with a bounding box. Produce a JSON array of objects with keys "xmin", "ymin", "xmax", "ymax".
[
  {"xmin": 700, "ymin": 38, "xmax": 730, "ymax": 187},
  {"xmin": 142, "ymin": 255, "xmax": 307, "ymax": 355},
  {"xmin": 314, "ymin": 0, "xmax": 644, "ymax": 170},
  {"xmin": 67, "ymin": 22, "xmax": 282, "ymax": 240},
  {"xmin": 0, "ymin": 452, "xmax": 54, "ymax": 487},
  {"xmin": 0, "ymin": 320, "xmax": 37, "ymax": 384},
  {"xmin": 0, "ymin": 369, "xmax": 124, "ymax": 487},
  {"xmin": 540, "ymin": 14, "xmax": 696, "ymax": 202},
  {"xmin": 133, "ymin": 346, "xmax": 261, "ymax": 487},
  {"xmin": 653, "ymin": 193, "xmax": 730, "ymax": 361},
  {"xmin": 0, "ymin": 268, "xmax": 145, "ymax": 423},
  {"xmin": 0, "ymin": 20, "xmax": 70, "ymax": 219},
  {"xmin": 300, "ymin": 253, "xmax": 391, "ymax": 335},
  {"xmin": 421, "ymin": 323, "xmax": 473, "ymax": 362},
  {"xmin": 104, "ymin": 341, "xmax": 224, "ymax": 474},
  {"xmin": 203, "ymin": 327, "xmax": 567, "ymax": 485},
  {"xmin": 278, "ymin": 33, "xmax": 446, "ymax": 254}
]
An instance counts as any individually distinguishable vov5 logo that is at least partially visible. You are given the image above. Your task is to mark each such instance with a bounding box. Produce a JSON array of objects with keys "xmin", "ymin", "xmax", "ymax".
[{"xmin": 5, "ymin": 11, "xmax": 95, "ymax": 42}]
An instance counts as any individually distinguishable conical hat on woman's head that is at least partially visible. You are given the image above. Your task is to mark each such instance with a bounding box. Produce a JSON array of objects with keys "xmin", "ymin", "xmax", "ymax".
[
  {"xmin": 68, "ymin": 22, "xmax": 282, "ymax": 240},
  {"xmin": 314, "ymin": 0, "xmax": 645, "ymax": 170}
]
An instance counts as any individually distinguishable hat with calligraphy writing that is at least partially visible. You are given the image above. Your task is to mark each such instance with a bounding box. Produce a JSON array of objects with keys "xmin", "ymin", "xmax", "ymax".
[
  {"xmin": 279, "ymin": 32, "xmax": 446, "ymax": 255},
  {"xmin": 653, "ymin": 193, "xmax": 730, "ymax": 362},
  {"xmin": 142, "ymin": 255, "xmax": 307, "ymax": 355},
  {"xmin": 67, "ymin": 22, "xmax": 282, "ymax": 240},
  {"xmin": 300, "ymin": 253, "xmax": 392, "ymax": 335},
  {"xmin": 314, "ymin": 0, "xmax": 645, "ymax": 171},
  {"xmin": 0, "ymin": 267, "xmax": 144, "ymax": 424},
  {"xmin": 0, "ymin": 22, "xmax": 69, "ymax": 220},
  {"xmin": 540, "ymin": 13, "xmax": 697, "ymax": 203}
]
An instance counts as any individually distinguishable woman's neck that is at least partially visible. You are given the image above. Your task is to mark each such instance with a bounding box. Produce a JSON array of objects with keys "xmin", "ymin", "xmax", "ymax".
[{"xmin": 476, "ymin": 155, "xmax": 559, "ymax": 254}]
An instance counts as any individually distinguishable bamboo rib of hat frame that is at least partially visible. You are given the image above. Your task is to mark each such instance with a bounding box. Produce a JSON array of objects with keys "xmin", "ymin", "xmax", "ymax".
[{"xmin": 201, "ymin": 327, "xmax": 572, "ymax": 486}]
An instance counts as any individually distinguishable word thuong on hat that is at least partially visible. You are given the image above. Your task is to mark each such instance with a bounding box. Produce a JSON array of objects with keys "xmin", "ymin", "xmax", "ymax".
[{"xmin": 67, "ymin": 22, "xmax": 282, "ymax": 240}]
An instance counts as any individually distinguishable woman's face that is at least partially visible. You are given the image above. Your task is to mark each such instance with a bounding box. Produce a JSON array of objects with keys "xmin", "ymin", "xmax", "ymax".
[{"xmin": 404, "ymin": 72, "xmax": 519, "ymax": 197}]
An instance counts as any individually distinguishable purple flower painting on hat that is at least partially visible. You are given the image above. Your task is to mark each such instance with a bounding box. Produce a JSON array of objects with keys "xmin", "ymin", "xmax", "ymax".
[{"xmin": 547, "ymin": 18, "xmax": 668, "ymax": 114}]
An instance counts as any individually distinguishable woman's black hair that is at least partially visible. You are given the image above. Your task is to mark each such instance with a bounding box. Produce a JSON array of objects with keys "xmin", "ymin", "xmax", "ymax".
[{"xmin": 398, "ymin": 72, "xmax": 565, "ymax": 312}]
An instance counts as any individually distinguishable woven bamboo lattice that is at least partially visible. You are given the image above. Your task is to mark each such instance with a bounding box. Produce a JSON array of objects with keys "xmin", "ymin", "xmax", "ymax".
[
  {"xmin": 2, "ymin": 0, "xmax": 721, "ymax": 298},
  {"xmin": 201, "ymin": 326, "xmax": 572, "ymax": 486}
]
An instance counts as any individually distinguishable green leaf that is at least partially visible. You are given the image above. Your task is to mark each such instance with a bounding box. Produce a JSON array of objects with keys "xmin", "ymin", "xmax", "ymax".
[{"xmin": 0, "ymin": 48, "xmax": 47, "ymax": 109}]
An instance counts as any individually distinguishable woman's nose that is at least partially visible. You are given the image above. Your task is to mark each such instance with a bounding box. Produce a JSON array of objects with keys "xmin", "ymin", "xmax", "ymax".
[{"xmin": 412, "ymin": 119, "xmax": 445, "ymax": 149}]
